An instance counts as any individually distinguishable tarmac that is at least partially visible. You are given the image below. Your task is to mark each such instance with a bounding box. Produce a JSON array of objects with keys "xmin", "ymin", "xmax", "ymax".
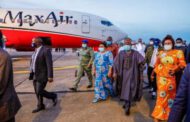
[{"xmin": 10, "ymin": 49, "xmax": 155, "ymax": 122}]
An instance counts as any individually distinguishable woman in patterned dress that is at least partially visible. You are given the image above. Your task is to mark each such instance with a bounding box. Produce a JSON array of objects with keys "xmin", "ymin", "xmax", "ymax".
[
  {"xmin": 92, "ymin": 42, "xmax": 114, "ymax": 103},
  {"xmin": 151, "ymin": 35, "xmax": 186, "ymax": 122}
]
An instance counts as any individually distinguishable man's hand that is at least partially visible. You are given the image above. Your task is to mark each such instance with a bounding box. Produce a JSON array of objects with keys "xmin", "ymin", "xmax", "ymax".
[
  {"xmin": 107, "ymin": 70, "xmax": 112, "ymax": 78},
  {"xmin": 151, "ymin": 72, "xmax": 155, "ymax": 81},
  {"xmin": 169, "ymin": 69, "xmax": 175, "ymax": 76},
  {"xmin": 92, "ymin": 70, "xmax": 96, "ymax": 76},
  {"xmin": 113, "ymin": 73, "xmax": 117, "ymax": 81},
  {"xmin": 48, "ymin": 78, "xmax": 53, "ymax": 83},
  {"xmin": 87, "ymin": 64, "xmax": 92, "ymax": 68}
]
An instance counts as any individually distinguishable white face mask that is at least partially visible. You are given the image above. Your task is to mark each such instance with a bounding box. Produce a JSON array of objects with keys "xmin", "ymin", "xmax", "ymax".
[
  {"xmin": 149, "ymin": 41, "xmax": 154, "ymax": 45},
  {"xmin": 176, "ymin": 43, "xmax": 182, "ymax": 47},
  {"xmin": 164, "ymin": 44, "xmax": 172, "ymax": 51},
  {"xmin": 82, "ymin": 44, "xmax": 87, "ymax": 48}
]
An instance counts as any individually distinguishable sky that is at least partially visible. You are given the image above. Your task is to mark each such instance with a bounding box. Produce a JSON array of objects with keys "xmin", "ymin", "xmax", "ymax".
[{"xmin": 1, "ymin": 0, "xmax": 190, "ymax": 42}]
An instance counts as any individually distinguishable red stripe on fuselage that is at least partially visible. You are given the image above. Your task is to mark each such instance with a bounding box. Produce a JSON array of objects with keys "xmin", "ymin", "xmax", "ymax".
[{"xmin": 1, "ymin": 29, "xmax": 101, "ymax": 51}]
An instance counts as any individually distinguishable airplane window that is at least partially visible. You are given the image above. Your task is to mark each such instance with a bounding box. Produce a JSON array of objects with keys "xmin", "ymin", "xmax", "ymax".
[
  {"xmin": 107, "ymin": 21, "xmax": 113, "ymax": 26},
  {"xmin": 101, "ymin": 20, "xmax": 113, "ymax": 26}
]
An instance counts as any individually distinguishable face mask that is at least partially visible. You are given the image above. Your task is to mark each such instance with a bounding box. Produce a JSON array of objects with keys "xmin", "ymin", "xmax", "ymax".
[
  {"xmin": 31, "ymin": 43, "xmax": 37, "ymax": 48},
  {"xmin": 106, "ymin": 41, "xmax": 112, "ymax": 46},
  {"xmin": 98, "ymin": 47, "xmax": 105, "ymax": 52},
  {"xmin": 149, "ymin": 41, "xmax": 154, "ymax": 45},
  {"xmin": 154, "ymin": 45, "xmax": 158, "ymax": 48},
  {"xmin": 123, "ymin": 45, "xmax": 131, "ymax": 51},
  {"xmin": 176, "ymin": 43, "xmax": 182, "ymax": 47},
  {"xmin": 82, "ymin": 44, "xmax": 87, "ymax": 48},
  {"xmin": 164, "ymin": 44, "xmax": 172, "ymax": 51}
]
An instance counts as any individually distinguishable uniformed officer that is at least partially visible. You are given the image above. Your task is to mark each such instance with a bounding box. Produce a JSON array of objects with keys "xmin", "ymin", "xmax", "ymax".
[{"xmin": 70, "ymin": 40, "xmax": 94, "ymax": 91}]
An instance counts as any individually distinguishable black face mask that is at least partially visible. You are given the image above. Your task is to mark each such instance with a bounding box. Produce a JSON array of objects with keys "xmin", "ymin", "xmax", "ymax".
[{"xmin": 31, "ymin": 42, "xmax": 37, "ymax": 48}]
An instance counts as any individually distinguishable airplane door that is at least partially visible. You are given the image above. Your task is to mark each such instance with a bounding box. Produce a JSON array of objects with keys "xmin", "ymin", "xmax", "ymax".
[
  {"xmin": 82, "ymin": 15, "xmax": 90, "ymax": 33},
  {"xmin": 102, "ymin": 30, "xmax": 106, "ymax": 38}
]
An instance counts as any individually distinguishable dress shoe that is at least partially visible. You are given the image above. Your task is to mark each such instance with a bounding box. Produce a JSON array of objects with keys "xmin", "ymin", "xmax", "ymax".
[
  {"xmin": 69, "ymin": 87, "xmax": 77, "ymax": 92},
  {"xmin": 32, "ymin": 106, "xmax": 45, "ymax": 113},
  {"xmin": 123, "ymin": 104, "xmax": 126, "ymax": 109},
  {"xmin": 52, "ymin": 94, "xmax": 58, "ymax": 106},
  {"xmin": 87, "ymin": 85, "xmax": 92, "ymax": 88},
  {"xmin": 124, "ymin": 102, "xmax": 131, "ymax": 116},
  {"xmin": 152, "ymin": 95, "xmax": 156, "ymax": 100},
  {"xmin": 125, "ymin": 109, "xmax": 130, "ymax": 116}
]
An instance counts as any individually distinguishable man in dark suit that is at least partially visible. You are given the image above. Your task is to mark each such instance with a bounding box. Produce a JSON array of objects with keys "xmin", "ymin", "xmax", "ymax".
[
  {"xmin": 175, "ymin": 38, "xmax": 187, "ymax": 89},
  {"xmin": 168, "ymin": 65, "xmax": 190, "ymax": 122},
  {"xmin": 30, "ymin": 37, "xmax": 57, "ymax": 113},
  {"xmin": 0, "ymin": 32, "xmax": 21, "ymax": 122}
]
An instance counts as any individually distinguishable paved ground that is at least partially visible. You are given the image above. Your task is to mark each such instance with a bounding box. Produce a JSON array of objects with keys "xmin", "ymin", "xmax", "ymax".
[{"xmin": 11, "ymin": 49, "xmax": 156, "ymax": 122}]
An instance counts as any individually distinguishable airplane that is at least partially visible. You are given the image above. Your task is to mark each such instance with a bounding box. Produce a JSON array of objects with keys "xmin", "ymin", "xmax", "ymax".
[{"xmin": 0, "ymin": 8, "xmax": 127, "ymax": 51}]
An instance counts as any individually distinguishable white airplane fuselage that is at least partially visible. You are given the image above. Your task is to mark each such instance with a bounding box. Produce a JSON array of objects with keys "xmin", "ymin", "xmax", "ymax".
[{"xmin": 0, "ymin": 8, "xmax": 127, "ymax": 51}]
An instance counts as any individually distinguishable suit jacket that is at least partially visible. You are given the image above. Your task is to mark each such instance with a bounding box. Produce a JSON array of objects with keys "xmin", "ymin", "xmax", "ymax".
[
  {"xmin": 186, "ymin": 44, "xmax": 190, "ymax": 63},
  {"xmin": 31, "ymin": 46, "xmax": 53, "ymax": 82},
  {"xmin": 0, "ymin": 48, "xmax": 21, "ymax": 122},
  {"xmin": 168, "ymin": 64, "xmax": 190, "ymax": 122}
]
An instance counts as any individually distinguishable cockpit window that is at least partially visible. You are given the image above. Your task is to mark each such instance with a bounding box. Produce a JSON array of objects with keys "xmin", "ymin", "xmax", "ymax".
[{"xmin": 101, "ymin": 20, "xmax": 113, "ymax": 26}]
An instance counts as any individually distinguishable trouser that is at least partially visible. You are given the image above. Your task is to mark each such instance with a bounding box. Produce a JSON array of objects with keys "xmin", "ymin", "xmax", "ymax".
[
  {"xmin": 33, "ymin": 80, "xmax": 56, "ymax": 108},
  {"xmin": 176, "ymin": 70, "xmax": 183, "ymax": 90},
  {"xmin": 113, "ymin": 76, "xmax": 122, "ymax": 96},
  {"xmin": 147, "ymin": 66, "xmax": 157, "ymax": 92},
  {"xmin": 73, "ymin": 65, "xmax": 93, "ymax": 88},
  {"xmin": 6, "ymin": 117, "xmax": 15, "ymax": 122},
  {"xmin": 125, "ymin": 100, "xmax": 131, "ymax": 111}
]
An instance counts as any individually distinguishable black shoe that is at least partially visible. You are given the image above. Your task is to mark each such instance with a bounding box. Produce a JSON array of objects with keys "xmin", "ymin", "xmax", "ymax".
[
  {"xmin": 124, "ymin": 101, "xmax": 131, "ymax": 116},
  {"xmin": 52, "ymin": 94, "xmax": 58, "ymax": 106},
  {"xmin": 32, "ymin": 106, "xmax": 45, "ymax": 113},
  {"xmin": 122, "ymin": 104, "xmax": 126, "ymax": 109},
  {"xmin": 87, "ymin": 85, "xmax": 92, "ymax": 88},
  {"xmin": 70, "ymin": 87, "xmax": 77, "ymax": 92},
  {"xmin": 152, "ymin": 95, "xmax": 156, "ymax": 100},
  {"xmin": 125, "ymin": 109, "xmax": 130, "ymax": 116}
]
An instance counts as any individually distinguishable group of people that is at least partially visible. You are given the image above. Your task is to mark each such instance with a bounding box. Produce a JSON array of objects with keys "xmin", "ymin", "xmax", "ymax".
[
  {"xmin": 69, "ymin": 35, "xmax": 190, "ymax": 122},
  {"xmin": 69, "ymin": 37, "xmax": 145, "ymax": 116},
  {"xmin": 1, "ymin": 32, "xmax": 190, "ymax": 122}
]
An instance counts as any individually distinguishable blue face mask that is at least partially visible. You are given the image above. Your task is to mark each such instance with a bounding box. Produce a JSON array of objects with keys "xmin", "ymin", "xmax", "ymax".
[
  {"xmin": 98, "ymin": 47, "xmax": 105, "ymax": 52},
  {"xmin": 106, "ymin": 41, "xmax": 112, "ymax": 46},
  {"xmin": 154, "ymin": 45, "xmax": 158, "ymax": 48},
  {"xmin": 123, "ymin": 45, "xmax": 131, "ymax": 51}
]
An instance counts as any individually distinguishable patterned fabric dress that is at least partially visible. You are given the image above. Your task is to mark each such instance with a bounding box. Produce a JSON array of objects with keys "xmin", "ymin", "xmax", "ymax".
[
  {"xmin": 152, "ymin": 49, "xmax": 186, "ymax": 120},
  {"xmin": 94, "ymin": 51, "xmax": 114, "ymax": 100}
]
